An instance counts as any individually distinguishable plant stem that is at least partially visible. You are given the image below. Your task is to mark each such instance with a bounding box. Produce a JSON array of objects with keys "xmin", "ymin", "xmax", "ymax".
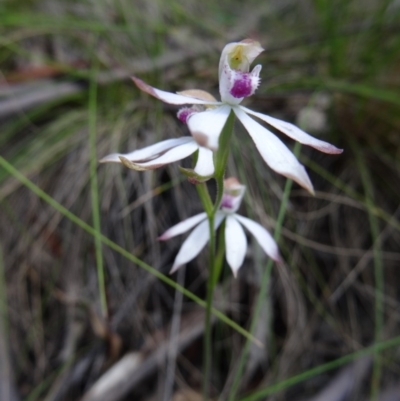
[
  {"xmin": 201, "ymin": 110, "xmax": 235, "ymax": 401},
  {"xmin": 203, "ymin": 212, "xmax": 216, "ymax": 399}
]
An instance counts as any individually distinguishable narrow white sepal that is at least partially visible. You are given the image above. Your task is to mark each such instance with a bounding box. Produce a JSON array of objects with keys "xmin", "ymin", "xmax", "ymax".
[
  {"xmin": 234, "ymin": 214, "xmax": 280, "ymax": 262},
  {"xmin": 169, "ymin": 219, "xmax": 210, "ymax": 274},
  {"xmin": 159, "ymin": 212, "xmax": 207, "ymax": 241},
  {"xmin": 225, "ymin": 215, "xmax": 247, "ymax": 277},
  {"xmin": 194, "ymin": 147, "xmax": 215, "ymax": 176},
  {"xmin": 100, "ymin": 137, "xmax": 194, "ymax": 163},
  {"xmin": 234, "ymin": 107, "xmax": 314, "ymax": 194},
  {"xmin": 132, "ymin": 76, "xmax": 219, "ymax": 106},
  {"xmin": 132, "ymin": 141, "xmax": 199, "ymax": 168},
  {"xmin": 241, "ymin": 106, "xmax": 343, "ymax": 154},
  {"xmin": 187, "ymin": 105, "xmax": 231, "ymax": 150}
]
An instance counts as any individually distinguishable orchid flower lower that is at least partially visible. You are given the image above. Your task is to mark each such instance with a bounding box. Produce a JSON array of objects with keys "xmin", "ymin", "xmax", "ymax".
[
  {"xmin": 159, "ymin": 178, "xmax": 280, "ymax": 277},
  {"xmin": 127, "ymin": 39, "xmax": 342, "ymax": 193}
]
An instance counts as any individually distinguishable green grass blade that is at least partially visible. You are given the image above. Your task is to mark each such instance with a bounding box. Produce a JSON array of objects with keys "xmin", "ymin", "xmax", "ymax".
[
  {"xmin": 351, "ymin": 139, "xmax": 384, "ymax": 400},
  {"xmin": 238, "ymin": 336, "xmax": 400, "ymax": 401},
  {"xmin": 88, "ymin": 51, "xmax": 107, "ymax": 317}
]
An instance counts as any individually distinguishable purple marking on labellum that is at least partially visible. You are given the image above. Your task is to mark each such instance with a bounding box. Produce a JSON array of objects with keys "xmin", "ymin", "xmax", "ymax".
[
  {"xmin": 177, "ymin": 107, "xmax": 197, "ymax": 124},
  {"xmin": 230, "ymin": 73, "xmax": 252, "ymax": 98},
  {"xmin": 220, "ymin": 194, "xmax": 235, "ymax": 210}
]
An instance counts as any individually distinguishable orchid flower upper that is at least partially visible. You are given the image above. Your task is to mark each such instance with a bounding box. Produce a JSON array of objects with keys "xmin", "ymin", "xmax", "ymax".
[
  {"xmin": 159, "ymin": 178, "xmax": 280, "ymax": 277},
  {"xmin": 105, "ymin": 39, "xmax": 342, "ymax": 193}
]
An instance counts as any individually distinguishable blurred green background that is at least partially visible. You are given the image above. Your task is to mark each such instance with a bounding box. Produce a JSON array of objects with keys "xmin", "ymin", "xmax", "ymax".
[{"xmin": 1, "ymin": 0, "xmax": 400, "ymax": 400}]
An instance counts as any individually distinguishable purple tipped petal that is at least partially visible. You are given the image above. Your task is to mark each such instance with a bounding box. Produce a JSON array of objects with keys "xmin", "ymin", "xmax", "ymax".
[
  {"xmin": 132, "ymin": 76, "xmax": 219, "ymax": 106},
  {"xmin": 225, "ymin": 215, "xmax": 247, "ymax": 277},
  {"xmin": 241, "ymin": 106, "xmax": 343, "ymax": 154},
  {"xmin": 234, "ymin": 107, "xmax": 314, "ymax": 194},
  {"xmin": 235, "ymin": 215, "xmax": 280, "ymax": 262}
]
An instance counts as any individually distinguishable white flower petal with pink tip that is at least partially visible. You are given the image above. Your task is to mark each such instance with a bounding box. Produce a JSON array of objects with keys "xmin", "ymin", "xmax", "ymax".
[
  {"xmin": 159, "ymin": 213, "xmax": 207, "ymax": 241},
  {"xmin": 235, "ymin": 215, "xmax": 280, "ymax": 262},
  {"xmin": 233, "ymin": 107, "xmax": 314, "ymax": 193},
  {"xmin": 225, "ymin": 215, "xmax": 247, "ymax": 277},
  {"xmin": 132, "ymin": 76, "xmax": 219, "ymax": 106},
  {"xmin": 100, "ymin": 137, "xmax": 215, "ymax": 176},
  {"xmin": 187, "ymin": 105, "xmax": 231, "ymax": 150},
  {"xmin": 241, "ymin": 106, "xmax": 343, "ymax": 155},
  {"xmin": 126, "ymin": 141, "xmax": 198, "ymax": 170},
  {"xmin": 99, "ymin": 137, "xmax": 193, "ymax": 164}
]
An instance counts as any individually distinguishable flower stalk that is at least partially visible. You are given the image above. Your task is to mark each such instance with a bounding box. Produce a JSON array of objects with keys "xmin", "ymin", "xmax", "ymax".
[{"xmin": 200, "ymin": 111, "xmax": 235, "ymax": 400}]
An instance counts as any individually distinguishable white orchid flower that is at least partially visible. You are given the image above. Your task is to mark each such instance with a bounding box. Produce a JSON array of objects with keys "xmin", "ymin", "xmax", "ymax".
[
  {"xmin": 128, "ymin": 39, "xmax": 342, "ymax": 193},
  {"xmin": 159, "ymin": 178, "xmax": 280, "ymax": 277}
]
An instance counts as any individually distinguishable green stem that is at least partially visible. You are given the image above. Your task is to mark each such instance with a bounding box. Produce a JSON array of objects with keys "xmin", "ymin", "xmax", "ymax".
[
  {"xmin": 202, "ymin": 110, "xmax": 235, "ymax": 401},
  {"xmin": 213, "ymin": 110, "xmax": 236, "ymax": 213},
  {"xmin": 213, "ymin": 220, "xmax": 226, "ymax": 288},
  {"xmin": 203, "ymin": 212, "xmax": 216, "ymax": 399},
  {"xmin": 196, "ymin": 182, "xmax": 213, "ymax": 217},
  {"xmin": 88, "ymin": 57, "xmax": 107, "ymax": 317}
]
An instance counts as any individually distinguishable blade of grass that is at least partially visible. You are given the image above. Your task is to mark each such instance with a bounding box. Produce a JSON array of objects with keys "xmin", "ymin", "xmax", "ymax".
[
  {"xmin": 0, "ymin": 12, "xmax": 131, "ymax": 32},
  {"xmin": 238, "ymin": 335, "xmax": 400, "ymax": 401},
  {"xmin": 351, "ymin": 138, "xmax": 384, "ymax": 400},
  {"xmin": 88, "ymin": 44, "xmax": 107, "ymax": 317},
  {"xmin": 0, "ymin": 156, "xmax": 262, "ymax": 348}
]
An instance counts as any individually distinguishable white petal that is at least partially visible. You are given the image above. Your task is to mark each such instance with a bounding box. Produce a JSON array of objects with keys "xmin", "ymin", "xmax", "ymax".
[
  {"xmin": 219, "ymin": 40, "xmax": 264, "ymax": 77},
  {"xmin": 225, "ymin": 215, "xmax": 247, "ymax": 277},
  {"xmin": 159, "ymin": 213, "xmax": 207, "ymax": 241},
  {"xmin": 132, "ymin": 76, "xmax": 219, "ymax": 105},
  {"xmin": 187, "ymin": 105, "xmax": 232, "ymax": 150},
  {"xmin": 241, "ymin": 106, "xmax": 343, "ymax": 154},
  {"xmin": 169, "ymin": 219, "xmax": 210, "ymax": 273},
  {"xmin": 234, "ymin": 215, "xmax": 280, "ymax": 262},
  {"xmin": 127, "ymin": 141, "xmax": 199, "ymax": 170},
  {"xmin": 194, "ymin": 147, "xmax": 215, "ymax": 177},
  {"xmin": 214, "ymin": 211, "xmax": 226, "ymax": 227},
  {"xmin": 100, "ymin": 137, "xmax": 194, "ymax": 163},
  {"xmin": 234, "ymin": 107, "xmax": 314, "ymax": 193}
]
